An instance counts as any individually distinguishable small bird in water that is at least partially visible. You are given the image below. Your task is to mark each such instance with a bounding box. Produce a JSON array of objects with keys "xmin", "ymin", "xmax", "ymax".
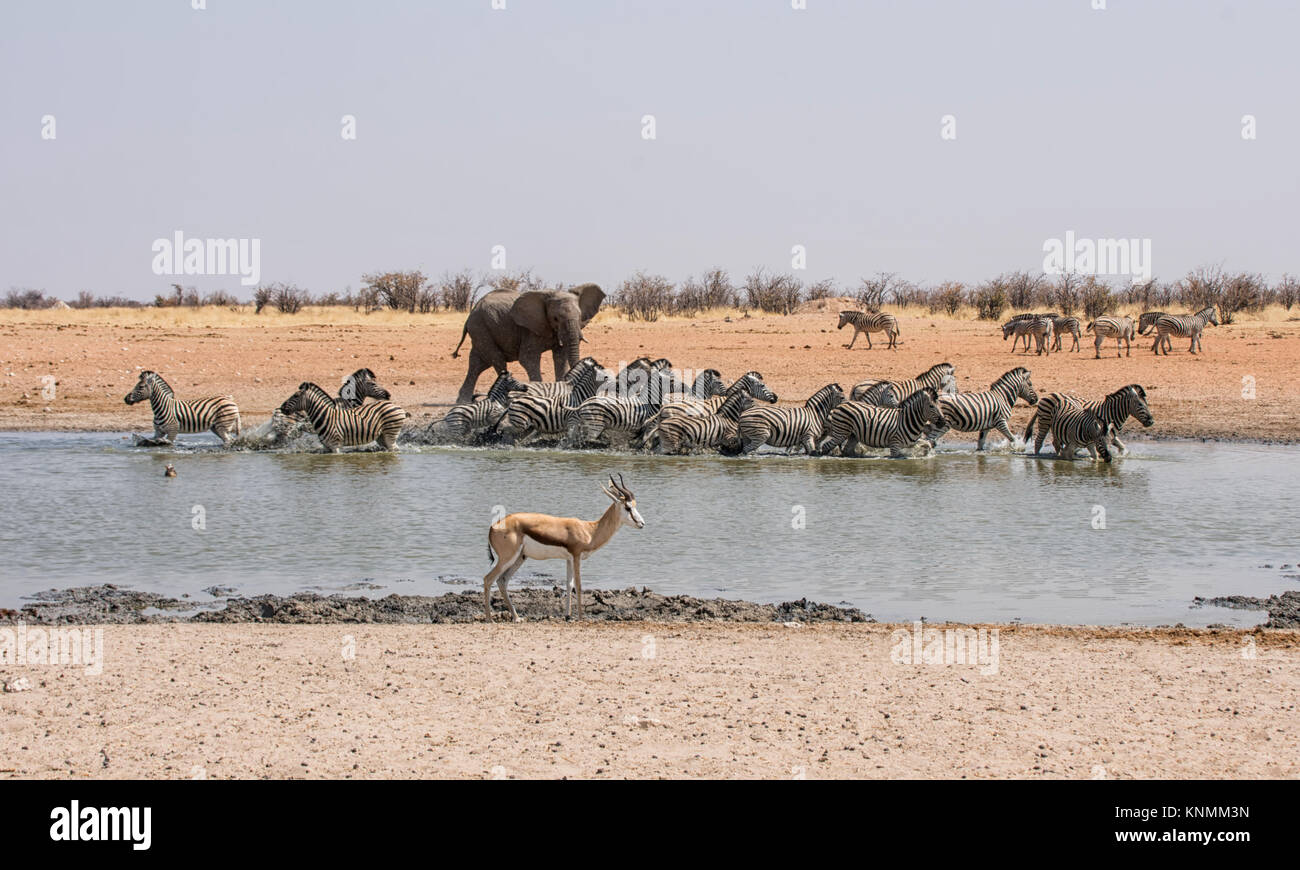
[{"xmin": 164, "ymin": 464, "xmax": 177, "ymax": 478}]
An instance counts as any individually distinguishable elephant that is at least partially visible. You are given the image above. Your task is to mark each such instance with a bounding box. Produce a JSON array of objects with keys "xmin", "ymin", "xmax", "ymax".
[{"xmin": 452, "ymin": 283, "xmax": 605, "ymax": 404}]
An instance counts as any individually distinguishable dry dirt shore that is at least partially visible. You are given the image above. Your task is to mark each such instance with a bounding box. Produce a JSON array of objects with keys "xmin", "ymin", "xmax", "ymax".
[
  {"xmin": 1, "ymin": 621, "xmax": 1296, "ymax": 779},
  {"xmin": 1, "ymin": 304, "xmax": 1297, "ymax": 441}
]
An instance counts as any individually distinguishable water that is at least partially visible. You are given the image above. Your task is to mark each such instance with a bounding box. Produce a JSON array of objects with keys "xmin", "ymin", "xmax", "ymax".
[{"xmin": 1, "ymin": 432, "xmax": 1296, "ymax": 626}]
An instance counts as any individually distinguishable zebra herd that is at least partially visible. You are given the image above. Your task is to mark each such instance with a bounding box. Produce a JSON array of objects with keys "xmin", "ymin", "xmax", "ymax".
[
  {"xmin": 999, "ymin": 307, "xmax": 1220, "ymax": 359},
  {"xmin": 125, "ymin": 353, "xmax": 1155, "ymax": 463}
]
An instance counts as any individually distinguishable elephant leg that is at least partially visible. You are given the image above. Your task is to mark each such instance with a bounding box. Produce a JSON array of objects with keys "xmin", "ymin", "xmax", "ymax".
[
  {"xmin": 551, "ymin": 347, "xmax": 570, "ymax": 382},
  {"xmin": 457, "ymin": 349, "xmax": 496, "ymax": 405}
]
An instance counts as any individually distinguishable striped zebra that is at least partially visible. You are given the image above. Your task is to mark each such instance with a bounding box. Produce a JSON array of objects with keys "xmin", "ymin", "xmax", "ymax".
[
  {"xmin": 278, "ymin": 382, "xmax": 407, "ymax": 452},
  {"xmin": 737, "ymin": 383, "xmax": 844, "ymax": 454},
  {"xmin": 643, "ymin": 371, "xmax": 777, "ymax": 449},
  {"xmin": 429, "ymin": 370, "xmax": 528, "ymax": 443},
  {"xmin": 658, "ymin": 367, "xmax": 726, "ymax": 401},
  {"xmin": 1137, "ymin": 311, "xmax": 1173, "ymax": 353},
  {"xmin": 929, "ymin": 367, "xmax": 1038, "ymax": 451},
  {"xmin": 838, "ymin": 310, "xmax": 900, "ymax": 350},
  {"xmin": 1002, "ymin": 317, "xmax": 1052, "ymax": 355},
  {"xmin": 273, "ymin": 368, "xmax": 390, "ymax": 441},
  {"xmin": 124, "ymin": 370, "xmax": 241, "ymax": 446},
  {"xmin": 1047, "ymin": 405, "xmax": 1112, "ymax": 463},
  {"xmin": 1086, "ymin": 316, "xmax": 1135, "ymax": 358},
  {"xmin": 1022, "ymin": 384, "xmax": 1154, "ymax": 455},
  {"xmin": 1006, "ymin": 313, "xmax": 1059, "ymax": 351},
  {"xmin": 498, "ymin": 359, "xmax": 609, "ymax": 445},
  {"xmin": 851, "ymin": 362, "xmax": 956, "ymax": 406},
  {"xmin": 566, "ymin": 366, "xmax": 667, "ymax": 447},
  {"xmin": 1050, "ymin": 316, "xmax": 1083, "ymax": 352},
  {"xmin": 654, "ymin": 391, "xmax": 756, "ymax": 454},
  {"xmin": 1152, "ymin": 306, "xmax": 1219, "ymax": 355},
  {"xmin": 818, "ymin": 387, "xmax": 945, "ymax": 458},
  {"xmin": 518, "ymin": 356, "xmax": 605, "ymax": 400}
]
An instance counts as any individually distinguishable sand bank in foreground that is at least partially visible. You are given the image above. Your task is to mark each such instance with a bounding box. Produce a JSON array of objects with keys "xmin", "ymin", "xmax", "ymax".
[{"xmin": 2, "ymin": 622, "xmax": 1296, "ymax": 779}]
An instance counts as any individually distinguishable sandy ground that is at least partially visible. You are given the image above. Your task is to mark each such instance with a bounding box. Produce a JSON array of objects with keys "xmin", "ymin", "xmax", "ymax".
[
  {"xmin": 1, "ymin": 302, "xmax": 1297, "ymax": 440},
  {"xmin": 1, "ymin": 622, "xmax": 1296, "ymax": 779}
]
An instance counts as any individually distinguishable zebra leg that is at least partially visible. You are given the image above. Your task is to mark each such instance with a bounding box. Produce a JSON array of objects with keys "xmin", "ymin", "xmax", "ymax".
[
  {"xmin": 1094, "ymin": 335, "xmax": 1104, "ymax": 359},
  {"xmin": 976, "ymin": 429, "xmax": 989, "ymax": 451},
  {"xmin": 1111, "ymin": 431, "xmax": 1128, "ymax": 455},
  {"xmin": 865, "ymin": 332, "xmax": 873, "ymax": 350},
  {"xmin": 995, "ymin": 421, "xmax": 1016, "ymax": 448},
  {"xmin": 844, "ymin": 330, "xmax": 857, "ymax": 349},
  {"xmin": 1152, "ymin": 332, "xmax": 1163, "ymax": 355}
]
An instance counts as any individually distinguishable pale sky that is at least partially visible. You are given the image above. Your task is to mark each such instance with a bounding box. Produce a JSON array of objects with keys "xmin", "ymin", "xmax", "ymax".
[{"xmin": 2, "ymin": 0, "xmax": 1297, "ymax": 300}]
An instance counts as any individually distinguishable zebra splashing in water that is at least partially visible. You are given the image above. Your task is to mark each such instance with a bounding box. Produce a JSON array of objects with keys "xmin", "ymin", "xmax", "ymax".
[
  {"xmin": 1086, "ymin": 316, "xmax": 1136, "ymax": 358},
  {"xmin": 1022, "ymin": 384, "xmax": 1154, "ymax": 456},
  {"xmin": 278, "ymin": 382, "xmax": 407, "ymax": 452},
  {"xmin": 653, "ymin": 390, "xmax": 756, "ymax": 454},
  {"xmin": 1152, "ymin": 306, "xmax": 1219, "ymax": 355},
  {"xmin": 272, "ymin": 368, "xmax": 391, "ymax": 442},
  {"xmin": 1137, "ymin": 311, "xmax": 1172, "ymax": 353},
  {"xmin": 818, "ymin": 387, "xmax": 945, "ymax": 458},
  {"xmin": 851, "ymin": 362, "xmax": 956, "ymax": 406},
  {"xmin": 737, "ymin": 383, "xmax": 844, "ymax": 454},
  {"xmin": 929, "ymin": 367, "xmax": 1038, "ymax": 451},
  {"xmin": 1047, "ymin": 405, "xmax": 1112, "ymax": 463},
  {"xmin": 837, "ymin": 310, "xmax": 900, "ymax": 350},
  {"xmin": 565, "ymin": 363, "xmax": 669, "ymax": 448},
  {"xmin": 124, "ymin": 370, "xmax": 241, "ymax": 446},
  {"xmin": 497, "ymin": 358, "xmax": 610, "ymax": 445},
  {"xmin": 428, "ymin": 370, "xmax": 528, "ymax": 444}
]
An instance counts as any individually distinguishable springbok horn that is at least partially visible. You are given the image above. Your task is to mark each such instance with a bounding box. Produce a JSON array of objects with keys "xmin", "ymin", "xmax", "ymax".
[{"xmin": 617, "ymin": 473, "xmax": 629, "ymax": 497}]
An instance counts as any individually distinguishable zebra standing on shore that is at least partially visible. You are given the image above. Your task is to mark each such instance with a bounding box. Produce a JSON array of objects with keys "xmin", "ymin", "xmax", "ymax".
[
  {"xmin": 278, "ymin": 382, "xmax": 407, "ymax": 452},
  {"xmin": 497, "ymin": 358, "xmax": 608, "ymax": 444},
  {"xmin": 928, "ymin": 367, "xmax": 1038, "ymax": 451},
  {"xmin": 1002, "ymin": 317, "xmax": 1052, "ymax": 355},
  {"xmin": 1137, "ymin": 311, "xmax": 1172, "ymax": 353},
  {"xmin": 124, "ymin": 370, "xmax": 242, "ymax": 446},
  {"xmin": 430, "ymin": 370, "xmax": 528, "ymax": 443},
  {"xmin": 1050, "ymin": 316, "xmax": 1083, "ymax": 352},
  {"xmin": 1152, "ymin": 306, "xmax": 1219, "ymax": 355},
  {"xmin": 1022, "ymin": 384, "xmax": 1154, "ymax": 455},
  {"xmin": 1005, "ymin": 313, "xmax": 1059, "ymax": 351},
  {"xmin": 737, "ymin": 383, "xmax": 844, "ymax": 454},
  {"xmin": 653, "ymin": 390, "xmax": 756, "ymax": 454},
  {"xmin": 1086, "ymin": 315, "xmax": 1136, "ymax": 358},
  {"xmin": 851, "ymin": 362, "xmax": 956, "ymax": 406},
  {"xmin": 837, "ymin": 310, "xmax": 900, "ymax": 350},
  {"xmin": 1047, "ymin": 405, "xmax": 1113, "ymax": 463},
  {"xmin": 818, "ymin": 387, "xmax": 945, "ymax": 458}
]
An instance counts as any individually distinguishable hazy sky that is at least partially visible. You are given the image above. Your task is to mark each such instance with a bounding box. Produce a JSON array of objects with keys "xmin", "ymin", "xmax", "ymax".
[{"xmin": 2, "ymin": 0, "xmax": 1297, "ymax": 301}]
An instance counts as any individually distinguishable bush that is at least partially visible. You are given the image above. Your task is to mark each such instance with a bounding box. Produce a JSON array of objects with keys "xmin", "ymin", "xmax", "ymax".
[
  {"xmin": 486, "ymin": 269, "xmax": 546, "ymax": 295},
  {"xmin": 743, "ymin": 268, "xmax": 802, "ymax": 315},
  {"xmin": 1003, "ymin": 271, "xmax": 1047, "ymax": 310},
  {"xmin": 1276, "ymin": 274, "xmax": 1300, "ymax": 311},
  {"xmin": 1219, "ymin": 272, "xmax": 1265, "ymax": 324},
  {"xmin": 971, "ymin": 280, "xmax": 1009, "ymax": 321},
  {"xmin": 855, "ymin": 272, "xmax": 899, "ymax": 310},
  {"xmin": 1049, "ymin": 273, "xmax": 1084, "ymax": 316},
  {"xmin": 615, "ymin": 271, "xmax": 675, "ymax": 322},
  {"xmin": 1080, "ymin": 276, "xmax": 1117, "ymax": 320},
  {"xmin": 928, "ymin": 282, "xmax": 966, "ymax": 316},
  {"xmin": 271, "ymin": 283, "xmax": 311, "ymax": 314},
  {"xmin": 203, "ymin": 289, "xmax": 242, "ymax": 308},
  {"xmin": 3, "ymin": 288, "xmax": 58, "ymax": 309},
  {"xmin": 439, "ymin": 270, "xmax": 478, "ymax": 311},
  {"xmin": 804, "ymin": 278, "xmax": 837, "ymax": 302},
  {"xmin": 362, "ymin": 270, "xmax": 432, "ymax": 313},
  {"xmin": 889, "ymin": 279, "xmax": 927, "ymax": 308},
  {"xmin": 253, "ymin": 286, "xmax": 274, "ymax": 314}
]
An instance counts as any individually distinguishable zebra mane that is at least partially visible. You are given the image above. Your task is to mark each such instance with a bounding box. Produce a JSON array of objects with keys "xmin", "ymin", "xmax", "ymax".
[
  {"xmin": 920, "ymin": 362, "xmax": 954, "ymax": 378},
  {"xmin": 901, "ymin": 386, "xmax": 939, "ymax": 407},
  {"xmin": 991, "ymin": 367, "xmax": 1029, "ymax": 389},
  {"xmin": 296, "ymin": 382, "xmax": 334, "ymax": 402},
  {"xmin": 138, "ymin": 371, "xmax": 172, "ymax": 395},
  {"xmin": 806, "ymin": 383, "xmax": 843, "ymax": 407}
]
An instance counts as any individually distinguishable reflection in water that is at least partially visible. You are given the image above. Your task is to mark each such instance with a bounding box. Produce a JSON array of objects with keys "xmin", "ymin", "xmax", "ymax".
[{"xmin": 0, "ymin": 433, "xmax": 1293, "ymax": 626}]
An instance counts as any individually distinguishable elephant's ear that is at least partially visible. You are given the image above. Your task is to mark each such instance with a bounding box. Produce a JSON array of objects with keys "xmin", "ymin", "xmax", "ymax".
[
  {"xmin": 571, "ymin": 283, "xmax": 605, "ymax": 323},
  {"xmin": 511, "ymin": 291, "xmax": 553, "ymax": 341}
]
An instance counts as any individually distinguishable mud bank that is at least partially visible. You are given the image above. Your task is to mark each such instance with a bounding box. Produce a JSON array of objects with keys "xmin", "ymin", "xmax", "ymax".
[
  {"xmin": 1194, "ymin": 590, "xmax": 1300, "ymax": 629},
  {"xmin": 0, "ymin": 584, "xmax": 871, "ymax": 625}
]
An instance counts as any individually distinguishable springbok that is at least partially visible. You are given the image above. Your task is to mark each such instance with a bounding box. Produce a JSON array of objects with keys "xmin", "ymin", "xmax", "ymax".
[{"xmin": 483, "ymin": 475, "xmax": 645, "ymax": 622}]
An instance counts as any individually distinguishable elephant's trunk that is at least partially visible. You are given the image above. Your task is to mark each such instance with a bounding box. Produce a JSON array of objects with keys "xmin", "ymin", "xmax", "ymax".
[{"xmin": 562, "ymin": 320, "xmax": 581, "ymax": 370}]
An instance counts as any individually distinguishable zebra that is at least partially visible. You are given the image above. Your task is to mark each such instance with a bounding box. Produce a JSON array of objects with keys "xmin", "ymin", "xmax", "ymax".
[
  {"xmin": 272, "ymin": 368, "xmax": 391, "ymax": 441},
  {"xmin": 428, "ymin": 370, "xmax": 528, "ymax": 443},
  {"xmin": 497, "ymin": 359, "xmax": 609, "ymax": 445},
  {"xmin": 1152, "ymin": 306, "xmax": 1219, "ymax": 355},
  {"xmin": 1086, "ymin": 316, "xmax": 1135, "ymax": 358},
  {"xmin": 1006, "ymin": 313, "xmax": 1059, "ymax": 351},
  {"xmin": 1047, "ymin": 404, "xmax": 1112, "ymax": 463},
  {"xmin": 1050, "ymin": 315, "xmax": 1083, "ymax": 352},
  {"xmin": 278, "ymin": 382, "xmax": 407, "ymax": 452},
  {"xmin": 851, "ymin": 362, "xmax": 956, "ymax": 406},
  {"xmin": 658, "ymin": 367, "xmax": 726, "ymax": 400},
  {"xmin": 1022, "ymin": 384, "xmax": 1154, "ymax": 455},
  {"xmin": 124, "ymin": 370, "xmax": 241, "ymax": 446},
  {"xmin": 837, "ymin": 310, "xmax": 900, "ymax": 350},
  {"xmin": 929, "ymin": 367, "xmax": 1038, "ymax": 451},
  {"xmin": 818, "ymin": 387, "xmax": 945, "ymax": 458},
  {"xmin": 737, "ymin": 383, "xmax": 844, "ymax": 454},
  {"xmin": 565, "ymin": 365, "xmax": 668, "ymax": 447},
  {"xmin": 1137, "ymin": 311, "xmax": 1173, "ymax": 353},
  {"xmin": 654, "ymin": 390, "xmax": 756, "ymax": 454},
  {"xmin": 642, "ymin": 371, "xmax": 777, "ymax": 449},
  {"xmin": 1002, "ymin": 317, "xmax": 1052, "ymax": 355},
  {"xmin": 518, "ymin": 356, "xmax": 604, "ymax": 400}
]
